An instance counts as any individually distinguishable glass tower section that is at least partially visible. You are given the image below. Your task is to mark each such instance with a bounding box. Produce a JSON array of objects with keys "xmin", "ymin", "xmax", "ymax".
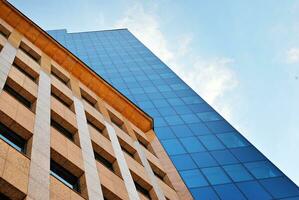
[{"xmin": 48, "ymin": 29, "xmax": 299, "ymax": 199}]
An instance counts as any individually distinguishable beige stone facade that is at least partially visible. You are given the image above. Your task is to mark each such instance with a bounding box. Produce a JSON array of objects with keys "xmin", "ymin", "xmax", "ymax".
[{"xmin": 0, "ymin": 1, "xmax": 193, "ymax": 200}]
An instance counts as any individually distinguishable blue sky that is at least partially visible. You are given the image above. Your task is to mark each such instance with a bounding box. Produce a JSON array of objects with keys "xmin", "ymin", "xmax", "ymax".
[{"xmin": 9, "ymin": 0, "xmax": 299, "ymax": 185}]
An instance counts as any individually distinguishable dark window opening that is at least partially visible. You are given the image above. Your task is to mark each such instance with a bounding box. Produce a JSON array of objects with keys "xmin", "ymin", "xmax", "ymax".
[
  {"xmin": 0, "ymin": 122, "xmax": 26, "ymax": 153},
  {"xmin": 50, "ymin": 160, "xmax": 80, "ymax": 192},
  {"xmin": 87, "ymin": 119, "xmax": 103, "ymax": 134},
  {"xmin": 121, "ymin": 146, "xmax": 135, "ymax": 158},
  {"xmin": 51, "ymin": 90, "xmax": 72, "ymax": 109},
  {"xmin": 51, "ymin": 66, "xmax": 70, "ymax": 87},
  {"xmin": 51, "ymin": 119, "xmax": 74, "ymax": 141},
  {"xmin": 13, "ymin": 63, "xmax": 36, "ymax": 82},
  {"xmin": 138, "ymin": 139, "xmax": 148, "ymax": 149},
  {"xmin": 19, "ymin": 41, "xmax": 41, "ymax": 63},
  {"xmin": 0, "ymin": 24, "xmax": 11, "ymax": 38},
  {"xmin": 94, "ymin": 151, "xmax": 114, "ymax": 172},
  {"xmin": 134, "ymin": 181, "xmax": 150, "ymax": 199},
  {"xmin": 82, "ymin": 94, "xmax": 96, "ymax": 107},
  {"xmin": 3, "ymin": 84, "xmax": 32, "ymax": 109},
  {"xmin": 0, "ymin": 192, "xmax": 11, "ymax": 200},
  {"xmin": 153, "ymin": 170, "xmax": 164, "ymax": 181},
  {"xmin": 80, "ymin": 88, "xmax": 97, "ymax": 108}
]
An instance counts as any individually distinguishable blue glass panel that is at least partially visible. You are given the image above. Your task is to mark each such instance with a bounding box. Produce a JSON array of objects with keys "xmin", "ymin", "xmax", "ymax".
[
  {"xmin": 173, "ymin": 105, "xmax": 193, "ymax": 114},
  {"xmin": 164, "ymin": 115, "xmax": 184, "ymax": 125},
  {"xmin": 198, "ymin": 135, "xmax": 225, "ymax": 150},
  {"xmin": 167, "ymin": 98, "xmax": 184, "ymax": 106},
  {"xmin": 170, "ymin": 125, "xmax": 193, "ymax": 138},
  {"xmin": 154, "ymin": 127, "xmax": 176, "ymax": 140},
  {"xmin": 154, "ymin": 117, "xmax": 167, "ymax": 127},
  {"xmin": 191, "ymin": 152, "xmax": 218, "ymax": 168},
  {"xmin": 180, "ymin": 137, "xmax": 206, "ymax": 153},
  {"xmin": 214, "ymin": 184, "xmax": 246, "ymax": 200},
  {"xmin": 260, "ymin": 177, "xmax": 299, "ymax": 198},
  {"xmin": 189, "ymin": 103, "xmax": 212, "ymax": 113},
  {"xmin": 157, "ymin": 107, "xmax": 177, "ymax": 116},
  {"xmin": 223, "ymin": 164, "xmax": 253, "ymax": 182},
  {"xmin": 210, "ymin": 149, "xmax": 239, "ymax": 165},
  {"xmin": 180, "ymin": 169, "xmax": 209, "ymax": 188},
  {"xmin": 191, "ymin": 187, "xmax": 220, "ymax": 200},
  {"xmin": 237, "ymin": 181, "xmax": 272, "ymax": 200},
  {"xmin": 244, "ymin": 161, "xmax": 282, "ymax": 179},
  {"xmin": 171, "ymin": 154, "xmax": 197, "ymax": 170},
  {"xmin": 201, "ymin": 167, "xmax": 231, "ymax": 185},
  {"xmin": 217, "ymin": 132, "xmax": 249, "ymax": 148},
  {"xmin": 161, "ymin": 139, "xmax": 186, "ymax": 155},
  {"xmin": 231, "ymin": 146, "xmax": 265, "ymax": 162},
  {"xmin": 205, "ymin": 120, "xmax": 235, "ymax": 133},
  {"xmin": 180, "ymin": 114, "xmax": 201, "ymax": 124},
  {"xmin": 197, "ymin": 111, "xmax": 222, "ymax": 122},
  {"xmin": 187, "ymin": 123, "xmax": 211, "ymax": 136}
]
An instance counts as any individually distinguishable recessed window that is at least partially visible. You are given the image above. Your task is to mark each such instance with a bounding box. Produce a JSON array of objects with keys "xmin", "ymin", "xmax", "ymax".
[
  {"xmin": 50, "ymin": 160, "xmax": 80, "ymax": 192},
  {"xmin": 153, "ymin": 170, "xmax": 164, "ymax": 182},
  {"xmin": 0, "ymin": 23, "xmax": 11, "ymax": 38},
  {"xmin": 108, "ymin": 111, "xmax": 128, "ymax": 134},
  {"xmin": 19, "ymin": 41, "xmax": 41, "ymax": 63},
  {"xmin": 3, "ymin": 83, "xmax": 32, "ymax": 109},
  {"xmin": 94, "ymin": 151, "xmax": 114, "ymax": 172},
  {"xmin": 51, "ymin": 65, "xmax": 70, "ymax": 88},
  {"xmin": 87, "ymin": 118, "xmax": 103, "ymax": 134},
  {"xmin": 121, "ymin": 145, "xmax": 135, "ymax": 158},
  {"xmin": 13, "ymin": 57, "xmax": 39, "ymax": 82},
  {"xmin": 51, "ymin": 118, "xmax": 74, "ymax": 141},
  {"xmin": 51, "ymin": 86, "xmax": 74, "ymax": 112},
  {"xmin": 0, "ymin": 192, "xmax": 11, "ymax": 200},
  {"xmin": 134, "ymin": 181, "xmax": 150, "ymax": 199},
  {"xmin": 80, "ymin": 88, "xmax": 97, "ymax": 107},
  {"xmin": 0, "ymin": 122, "xmax": 26, "ymax": 153}
]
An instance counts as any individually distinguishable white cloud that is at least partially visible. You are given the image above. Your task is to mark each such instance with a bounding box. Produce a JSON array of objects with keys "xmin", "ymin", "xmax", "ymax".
[
  {"xmin": 286, "ymin": 47, "xmax": 299, "ymax": 63},
  {"xmin": 114, "ymin": 4, "xmax": 173, "ymax": 62},
  {"xmin": 114, "ymin": 3, "xmax": 239, "ymax": 119}
]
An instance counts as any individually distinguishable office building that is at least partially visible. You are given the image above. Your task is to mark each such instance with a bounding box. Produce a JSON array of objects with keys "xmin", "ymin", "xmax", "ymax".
[{"xmin": 1, "ymin": 1, "xmax": 299, "ymax": 199}]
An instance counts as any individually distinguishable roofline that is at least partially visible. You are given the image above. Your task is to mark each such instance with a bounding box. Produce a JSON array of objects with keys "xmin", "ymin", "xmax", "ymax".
[{"xmin": 1, "ymin": 1, "xmax": 153, "ymax": 132}]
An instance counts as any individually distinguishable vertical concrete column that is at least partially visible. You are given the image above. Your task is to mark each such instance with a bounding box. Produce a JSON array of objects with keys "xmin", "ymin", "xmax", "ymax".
[
  {"xmin": 134, "ymin": 141, "xmax": 166, "ymax": 200},
  {"xmin": 73, "ymin": 97, "xmax": 104, "ymax": 200},
  {"xmin": 27, "ymin": 70, "xmax": 51, "ymax": 200},
  {"xmin": 0, "ymin": 41, "xmax": 16, "ymax": 90},
  {"xmin": 104, "ymin": 121, "xmax": 140, "ymax": 200}
]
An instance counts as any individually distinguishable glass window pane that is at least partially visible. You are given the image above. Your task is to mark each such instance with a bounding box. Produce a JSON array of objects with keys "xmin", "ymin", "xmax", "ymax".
[
  {"xmin": 231, "ymin": 146, "xmax": 265, "ymax": 162},
  {"xmin": 164, "ymin": 115, "xmax": 184, "ymax": 125},
  {"xmin": 197, "ymin": 111, "xmax": 222, "ymax": 122},
  {"xmin": 161, "ymin": 139, "xmax": 186, "ymax": 155},
  {"xmin": 198, "ymin": 135, "xmax": 225, "ymax": 150},
  {"xmin": 180, "ymin": 137, "xmax": 206, "ymax": 153},
  {"xmin": 191, "ymin": 152, "xmax": 218, "ymax": 168},
  {"xmin": 205, "ymin": 120, "xmax": 235, "ymax": 133},
  {"xmin": 210, "ymin": 149, "xmax": 239, "ymax": 165},
  {"xmin": 260, "ymin": 177, "xmax": 299, "ymax": 199},
  {"xmin": 223, "ymin": 164, "xmax": 253, "ymax": 182},
  {"xmin": 180, "ymin": 114, "xmax": 201, "ymax": 124},
  {"xmin": 191, "ymin": 187, "xmax": 220, "ymax": 200},
  {"xmin": 237, "ymin": 181, "xmax": 272, "ymax": 200},
  {"xmin": 201, "ymin": 167, "xmax": 231, "ymax": 185},
  {"xmin": 188, "ymin": 123, "xmax": 211, "ymax": 136},
  {"xmin": 171, "ymin": 154, "xmax": 197, "ymax": 170},
  {"xmin": 217, "ymin": 132, "xmax": 249, "ymax": 148},
  {"xmin": 244, "ymin": 161, "xmax": 282, "ymax": 179},
  {"xmin": 180, "ymin": 169, "xmax": 208, "ymax": 188},
  {"xmin": 170, "ymin": 125, "xmax": 193, "ymax": 138},
  {"xmin": 214, "ymin": 184, "xmax": 246, "ymax": 200},
  {"xmin": 155, "ymin": 127, "xmax": 176, "ymax": 140}
]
